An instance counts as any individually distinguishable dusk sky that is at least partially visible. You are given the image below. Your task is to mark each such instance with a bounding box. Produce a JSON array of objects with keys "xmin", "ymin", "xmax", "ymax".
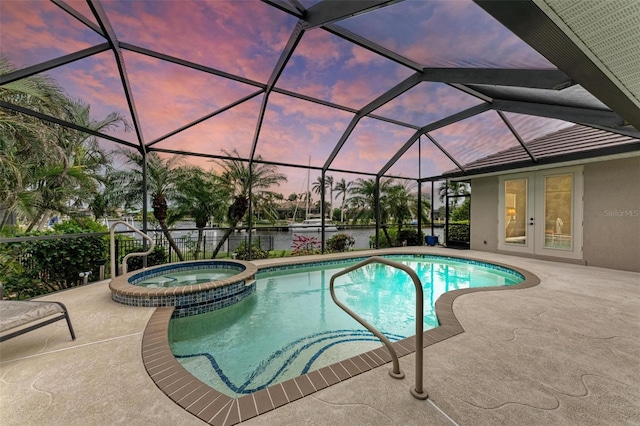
[{"xmin": 0, "ymin": 0, "xmax": 575, "ymax": 200}]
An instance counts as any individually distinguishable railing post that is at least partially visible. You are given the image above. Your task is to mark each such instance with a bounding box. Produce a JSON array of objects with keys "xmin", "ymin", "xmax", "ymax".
[
  {"xmin": 114, "ymin": 238, "xmax": 120, "ymax": 277},
  {"xmin": 203, "ymin": 235, "xmax": 207, "ymax": 260}
]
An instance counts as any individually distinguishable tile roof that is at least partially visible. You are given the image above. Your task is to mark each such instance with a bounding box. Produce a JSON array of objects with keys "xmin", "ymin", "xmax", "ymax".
[{"xmin": 444, "ymin": 125, "xmax": 640, "ymax": 178}]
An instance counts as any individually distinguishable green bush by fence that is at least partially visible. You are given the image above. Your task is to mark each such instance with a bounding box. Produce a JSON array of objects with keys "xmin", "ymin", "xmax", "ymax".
[
  {"xmin": 0, "ymin": 220, "xmax": 108, "ymax": 299},
  {"xmin": 123, "ymin": 244, "xmax": 168, "ymax": 272},
  {"xmin": 370, "ymin": 227, "xmax": 424, "ymax": 248},
  {"xmin": 447, "ymin": 222, "xmax": 470, "ymax": 242},
  {"xmin": 234, "ymin": 241, "xmax": 270, "ymax": 260},
  {"xmin": 326, "ymin": 233, "xmax": 355, "ymax": 252}
]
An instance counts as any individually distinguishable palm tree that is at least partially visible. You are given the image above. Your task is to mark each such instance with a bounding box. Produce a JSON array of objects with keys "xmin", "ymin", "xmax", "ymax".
[
  {"xmin": 23, "ymin": 100, "xmax": 127, "ymax": 231},
  {"xmin": 349, "ymin": 177, "xmax": 406, "ymax": 246},
  {"xmin": 384, "ymin": 181, "xmax": 432, "ymax": 245},
  {"xmin": 0, "ymin": 55, "xmax": 71, "ymax": 232},
  {"xmin": 326, "ymin": 175, "xmax": 334, "ymax": 211},
  {"xmin": 0, "ymin": 56, "xmax": 130, "ymax": 233},
  {"xmin": 253, "ymin": 191, "xmax": 282, "ymax": 224},
  {"xmin": 438, "ymin": 181, "xmax": 470, "ymax": 218},
  {"xmin": 333, "ymin": 178, "xmax": 352, "ymax": 223},
  {"xmin": 347, "ymin": 177, "xmax": 393, "ymax": 225},
  {"xmin": 311, "ymin": 176, "xmax": 323, "ymax": 197},
  {"xmin": 173, "ymin": 166, "xmax": 228, "ymax": 259},
  {"xmin": 311, "ymin": 175, "xmax": 334, "ymax": 217},
  {"xmin": 210, "ymin": 149, "xmax": 286, "ymax": 258},
  {"xmin": 108, "ymin": 150, "xmax": 185, "ymax": 261}
]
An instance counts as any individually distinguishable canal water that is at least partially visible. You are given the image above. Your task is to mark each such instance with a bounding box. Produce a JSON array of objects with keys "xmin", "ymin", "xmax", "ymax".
[{"xmin": 109, "ymin": 220, "xmax": 445, "ymax": 252}]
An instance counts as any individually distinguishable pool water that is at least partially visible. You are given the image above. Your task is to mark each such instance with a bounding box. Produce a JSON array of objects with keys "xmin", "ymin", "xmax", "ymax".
[
  {"xmin": 169, "ymin": 255, "xmax": 522, "ymax": 397},
  {"xmin": 135, "ymin": 268, "xmax": 239, "ymax": 288}
]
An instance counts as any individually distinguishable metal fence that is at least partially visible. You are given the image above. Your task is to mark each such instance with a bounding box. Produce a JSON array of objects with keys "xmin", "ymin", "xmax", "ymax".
[
  {"xmin": 2, "ymin": 231, "xmax": 274, "ymax": 283},
  {"xmin": 113, "ymin": 233, "xmax": 274, "ymax": 271}
]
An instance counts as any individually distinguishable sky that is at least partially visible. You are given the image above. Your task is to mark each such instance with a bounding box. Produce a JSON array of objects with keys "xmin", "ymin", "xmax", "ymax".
[{"xmin": 0, "ymin": 0, "xmax": 575, "ymax": 202}]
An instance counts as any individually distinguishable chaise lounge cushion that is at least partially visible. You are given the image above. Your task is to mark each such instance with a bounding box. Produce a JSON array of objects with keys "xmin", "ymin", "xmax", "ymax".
[{"xmin": 0, "ymin": 300, "xmax": 67, "ymax": 333}]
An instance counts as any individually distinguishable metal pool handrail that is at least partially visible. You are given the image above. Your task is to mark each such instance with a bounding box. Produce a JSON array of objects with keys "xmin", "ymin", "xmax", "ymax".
[
  {"xmin": 329, "ymin": 256, "xmax": 428, "ymax": 400},
  {"xmin": 110, "ymin": 221, "xmax": 155, "ymax": 276}
]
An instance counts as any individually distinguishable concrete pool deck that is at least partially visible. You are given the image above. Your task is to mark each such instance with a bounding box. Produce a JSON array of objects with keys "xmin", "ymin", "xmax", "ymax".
[{"xmin": 1, "ymin": 247, "xmax": 639, "ymax": 425}]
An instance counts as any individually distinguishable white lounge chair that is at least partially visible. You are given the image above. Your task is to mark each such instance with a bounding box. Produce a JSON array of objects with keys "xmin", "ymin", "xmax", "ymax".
[{"xmin": 0, "ymin": 282, "xmax": 76, "ymax": 342}]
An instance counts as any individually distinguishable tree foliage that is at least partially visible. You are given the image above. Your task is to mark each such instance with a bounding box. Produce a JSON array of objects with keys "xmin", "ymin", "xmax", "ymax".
[
  {"xmin": 0, "ymin": 219, "xmax": 108, "ymax": 299},
  {"xmin": 210, "ymin": 149, "xmax": 286, "ymax": 258},
  {"xmin": 0, "ymin": 55, "xmax": 128, "ymax": 235},
  {"xmin": 107, "ymin": 150, "xmax": 185, "ymax": 260},
  {"xmin": 326, "ymin": 233, "xmax": 355, "ymax": 253}
]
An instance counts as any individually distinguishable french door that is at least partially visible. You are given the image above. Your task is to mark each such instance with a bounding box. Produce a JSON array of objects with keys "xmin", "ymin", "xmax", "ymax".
[{"xmin": 498, "ymin": 166, "xmax": 583, "ymax": 260}]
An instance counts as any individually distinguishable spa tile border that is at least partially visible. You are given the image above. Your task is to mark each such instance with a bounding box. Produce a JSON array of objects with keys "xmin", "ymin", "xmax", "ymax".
[
  {"xmin": 110, "ymin": 260, "xmax": 258, "ymax": 317},
  {"xmin": 142, "ymin": 252, "xmax": 540, "ymax": 426}
]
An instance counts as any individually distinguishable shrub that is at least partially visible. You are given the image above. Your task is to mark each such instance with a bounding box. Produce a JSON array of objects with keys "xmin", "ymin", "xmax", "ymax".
[
  {"xmin": 291, "ymin": 234, "xmax": 321, "ymax": 256},
  {"xmin": 234, "ymin": 241, "xmax": 270, "ymax": 260},
  {"xmin": 396, "ymin": 229, "xmax": 424, "ymax": 246},
  {"xmin": 370, "ymin": 227, "xmax": 397, "ymax": 248},
  {"xmin": 123, "ymin": 245, "xmax": 168, "ymax": 272},
  {"xmin": 326, "ymin": 233, "xmax": 355, "ymax": 253},
  {"xmin": 448, "ymin": 222, "xmax": 470, "ymax": 242},
  {"xmin": 0, "ymin": 219, "xmax": 109, "ymax": 299},
  {"xmin": 0, "ymin": 249, "xmax": 41, "ymax": 299},
  {"xmin": 369, "ymin": 227, "xmax": 424, "ymax": 248}
]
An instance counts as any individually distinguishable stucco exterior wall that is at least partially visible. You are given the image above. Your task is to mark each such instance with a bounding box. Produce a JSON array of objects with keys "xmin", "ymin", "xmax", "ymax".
[
  {"xmin": 583, "ymin": 157, "xmax": 640, "ymax": 272},
  {"xmin": 469, "ymin": 157, "xmax": 640, "ymax": 272},
  {"xmin": 470, "ymin": 176, "xmax": 498, "ymax": 252}
]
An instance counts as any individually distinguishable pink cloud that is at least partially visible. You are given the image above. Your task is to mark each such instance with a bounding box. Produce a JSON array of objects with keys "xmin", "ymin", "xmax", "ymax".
[
  {"xmin": 1, "ymin": 1, "xmax": 100, "ymax": 66},
  {"xmin": 330, "ymin": 118, "xmax": 414, "ymax": 173},
  {"xmin": 429, "ymin": 111, "xmax": 521, "ymax": 165},
  {"xmin": 330, "ymin": 79, "xmax": 378, "ymax": 109},
  {"xmin": 407, "ymin": 1, "xmax": 550, "ymax": 68},
  {"xmin": 102, "ymin": 0, "xmax": 293, "ymax": 83},
  {"xmin": 152, "ymin": 96, "xmax": 261, "ymax": 159},
  {"xmin": 294, "ymin": 30, "xmax": 344, "ymax": 70},
  {"xmin": 116, "ymin": 51, "xmax": 259, "ymax": 141},
  {"xmin": 269, "ymin": 92, "xmax": 352, "ymax": 123},
  {"xmin": 345, "ymin": 46, "xmax": 384, "ymax": 69},
  {"xmin": 387, "ymin": 138, "xmax": 458, "ymax": 178}
]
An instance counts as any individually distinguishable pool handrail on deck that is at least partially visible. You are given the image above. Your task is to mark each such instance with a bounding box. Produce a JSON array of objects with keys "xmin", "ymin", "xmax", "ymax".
[
  {"xmin": 329, "ymin": 256, "xmax": 428, "ymax": 400},
  {"xmin": 109, "ymin": 220, "xmax": 155, "ymax": 276}
]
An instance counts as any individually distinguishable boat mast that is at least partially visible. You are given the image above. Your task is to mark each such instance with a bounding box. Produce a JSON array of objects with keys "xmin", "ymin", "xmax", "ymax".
[{"xmin": 305, "ymin": 155, "xmax": 310, "ymax": 219}]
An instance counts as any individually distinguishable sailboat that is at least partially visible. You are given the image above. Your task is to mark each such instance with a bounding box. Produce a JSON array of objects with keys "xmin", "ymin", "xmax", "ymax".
[{"xmin": 289, "ymin": 157, "xmax": 338, "ymax": 233}]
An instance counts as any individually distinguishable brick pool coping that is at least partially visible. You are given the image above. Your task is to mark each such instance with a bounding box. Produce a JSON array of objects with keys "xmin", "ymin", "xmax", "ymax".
[{"xmin": 141, "ymin": 252, "xmax": 540, "ymax": 426}]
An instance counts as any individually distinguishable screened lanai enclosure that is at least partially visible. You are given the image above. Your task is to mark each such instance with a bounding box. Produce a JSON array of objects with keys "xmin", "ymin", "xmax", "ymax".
[{"xmin": 1, "ymin": 1, "xmax": 639, "ymax": 263}]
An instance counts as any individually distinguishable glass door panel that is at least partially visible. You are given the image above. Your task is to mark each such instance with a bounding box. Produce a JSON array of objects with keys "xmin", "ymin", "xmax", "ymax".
[
  {"xmin": 504, "ymin": 178, "xmax": 528, "ymax": 245},
  {"xmin": 543, "ymin": 174, "xmax": 573, "ymax": 250}
]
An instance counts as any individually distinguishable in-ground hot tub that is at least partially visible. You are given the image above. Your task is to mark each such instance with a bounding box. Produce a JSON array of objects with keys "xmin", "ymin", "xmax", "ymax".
[{"xmin": 109, "ymin": 260, "xmax": 258, "ymax": 317}]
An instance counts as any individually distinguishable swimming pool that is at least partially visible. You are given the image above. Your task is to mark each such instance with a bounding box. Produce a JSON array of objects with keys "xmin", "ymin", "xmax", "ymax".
[
  {"xmin": 168, "ymin": 254, "xmax": 524, "ymax": 398},
  {"xmin": 135, "ymin": 268, "xmax": 240, "ymax": 288}
]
